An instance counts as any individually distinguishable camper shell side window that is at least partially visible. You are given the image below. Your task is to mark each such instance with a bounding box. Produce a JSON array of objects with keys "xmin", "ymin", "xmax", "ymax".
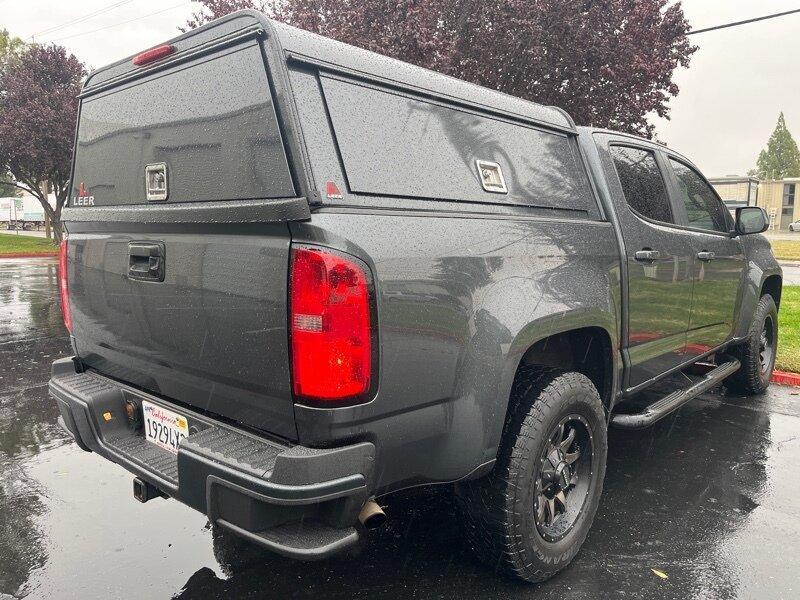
[{"xmin": 287, "ymin": 64, "xmax": 597, "ymax": 217}]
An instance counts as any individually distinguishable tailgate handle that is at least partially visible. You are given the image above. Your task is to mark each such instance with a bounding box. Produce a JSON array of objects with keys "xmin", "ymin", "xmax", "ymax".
[{"xmin": 128, "ymin": 242, "xmax": 165, "ymax": 282}]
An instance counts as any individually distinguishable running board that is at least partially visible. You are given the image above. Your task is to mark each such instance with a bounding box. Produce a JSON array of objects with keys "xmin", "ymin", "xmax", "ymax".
[{"xmin": 611, "ymin": 359, "xmax": 740, "ymax": 429}]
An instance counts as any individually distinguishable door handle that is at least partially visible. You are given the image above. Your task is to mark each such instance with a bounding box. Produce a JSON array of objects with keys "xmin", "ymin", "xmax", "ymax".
[
  {"xmin": 696, "ymin": 251, "xmax": 715, "ymax": 262},
  {"xmin": 128, "ymin": 241, "xmax": 166, "ymax": 282},
  {"xmin": 634, "ymin": 249, "xmax": 660, "ymax": 262}
]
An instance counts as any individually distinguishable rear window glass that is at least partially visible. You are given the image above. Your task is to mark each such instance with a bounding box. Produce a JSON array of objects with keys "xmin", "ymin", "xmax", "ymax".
[
  {"xmin": 72, "ymin": 43, "xmax": 295, "ymax": 206},
  {"xmin": 610, "ymin": 146, "xmax": 674, "ymax": 224},
  {"xmin": 320, "ymin": 76, "xmax": 592, "ymax": 211}
]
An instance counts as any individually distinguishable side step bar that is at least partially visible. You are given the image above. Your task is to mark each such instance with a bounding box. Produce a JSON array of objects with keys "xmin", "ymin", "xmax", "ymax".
[{"xmin": 611, "ymin": 359, "xmax": 740, "ymax": 429}]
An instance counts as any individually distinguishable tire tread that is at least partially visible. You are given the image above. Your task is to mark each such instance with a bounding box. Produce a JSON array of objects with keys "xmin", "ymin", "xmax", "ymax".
[
  {"xmin": 725, "ymin": 294, "xmax": 777, "ymax": 395},
  {"xmin": 459, "ymin": 367, "xmax": 606, "ymax": 582}
]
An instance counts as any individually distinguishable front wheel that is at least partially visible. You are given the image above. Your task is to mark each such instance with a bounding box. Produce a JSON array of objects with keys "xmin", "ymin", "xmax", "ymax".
[
  {"xmin": 458, "ymin": 369, "xmax": 607, "ymax": 582},
  {"xmin": 725, "ymin": 294, "xmax": 778, "ymax": 395}
]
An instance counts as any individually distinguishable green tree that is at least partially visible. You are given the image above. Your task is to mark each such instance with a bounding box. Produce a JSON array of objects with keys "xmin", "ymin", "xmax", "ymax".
[
  {"xmin": 0, "ymin": 29, "xmax": 25, "ymax": 198},
  {"xmin": 754, "ymin": 113, "xmax": 800, "ymax": 180},
  {"xmin": 0, "ymin": 181, "xmax": 20, "ymax": 198},
  {"xmin": 0, "ymin": 28, "xmax": 24, "ymax": 71}
]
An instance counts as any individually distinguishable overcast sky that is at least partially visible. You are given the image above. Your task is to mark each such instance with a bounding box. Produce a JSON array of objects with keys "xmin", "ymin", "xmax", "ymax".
[{"xmin": 2, "ymin": 0, "xmax": 799, "ymax": 176}]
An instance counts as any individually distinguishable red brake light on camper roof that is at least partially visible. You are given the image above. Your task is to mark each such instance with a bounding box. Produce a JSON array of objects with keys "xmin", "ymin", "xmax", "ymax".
[{"xmin": 132, "ymin": 44, "xmax": 175, "ymax": 66}]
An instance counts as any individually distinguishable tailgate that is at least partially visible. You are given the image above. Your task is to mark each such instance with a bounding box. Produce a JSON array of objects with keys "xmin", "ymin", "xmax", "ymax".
[{"xmin": 64, "ymin": 17, "xmax": 305, "ymax": 439}]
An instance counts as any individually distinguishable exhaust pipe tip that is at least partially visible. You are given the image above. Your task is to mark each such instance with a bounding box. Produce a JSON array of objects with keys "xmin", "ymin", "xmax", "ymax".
[{"xmin": 358, "ymin": 499, "xmax": 386, "ymax": 530}]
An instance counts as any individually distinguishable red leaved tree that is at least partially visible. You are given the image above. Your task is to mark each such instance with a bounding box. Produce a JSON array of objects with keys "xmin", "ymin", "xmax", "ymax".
[
  {"xmin": 184, "ymin": 0, "xmax": 695, "ymax": 137},
  {"xmin": 0, "ymin": 44, "xmax": 85, "ymax": 241}
]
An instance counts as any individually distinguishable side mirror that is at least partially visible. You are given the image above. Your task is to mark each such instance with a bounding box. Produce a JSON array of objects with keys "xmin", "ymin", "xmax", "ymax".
[{"xmin": 735, "ymin": 206, "xmax": 769, "ymax": 235}]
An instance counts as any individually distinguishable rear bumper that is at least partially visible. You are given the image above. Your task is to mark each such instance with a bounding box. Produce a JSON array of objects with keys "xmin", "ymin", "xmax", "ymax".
[{"xmin": 49, "ymin": 357, "xmax": 375, "ymax": 560}]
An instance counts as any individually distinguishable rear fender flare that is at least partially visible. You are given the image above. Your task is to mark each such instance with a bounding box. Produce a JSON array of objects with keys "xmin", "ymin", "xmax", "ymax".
[{"xmin": 465, "ymin": 308, "xmax": 620, "ymax": 467}]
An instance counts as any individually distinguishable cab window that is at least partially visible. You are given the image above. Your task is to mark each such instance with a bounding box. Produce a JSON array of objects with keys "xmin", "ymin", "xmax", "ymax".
[
  {"xmin": 669, "ymin": 159, "xmax": 729, "ymax": 232},
  {"xmin": 610, "ymin": 145, "xmax": 674, "ymax": 224}
]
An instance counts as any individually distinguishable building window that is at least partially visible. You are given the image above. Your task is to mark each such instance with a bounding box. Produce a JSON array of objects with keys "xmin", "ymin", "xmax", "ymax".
[
  {"xmin": 783, "ymin": 183, "xmax": 796, "ymax": 216},
  {"xmin": 783, "ymin": 183, "xmax": 795, "ymax": 205}
]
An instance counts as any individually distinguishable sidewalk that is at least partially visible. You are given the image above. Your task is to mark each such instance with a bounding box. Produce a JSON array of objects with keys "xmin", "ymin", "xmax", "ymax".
[
  {"xmin": 778, "ymin": 261, "xmax": 800, "ymax": 285},
  {"xmin": 0, "ymin": 229, "xmax": 47, "ymax": 238}
]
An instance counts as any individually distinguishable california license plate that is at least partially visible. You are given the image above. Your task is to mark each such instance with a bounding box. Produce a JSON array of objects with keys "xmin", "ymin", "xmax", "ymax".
[{"xmin": 142, "ymin": 401, "xmax": 189, "ymax": 454}]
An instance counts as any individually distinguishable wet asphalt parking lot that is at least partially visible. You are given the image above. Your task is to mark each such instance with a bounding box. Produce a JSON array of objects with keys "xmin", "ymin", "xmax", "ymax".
[{"xmin": 2, "ymin": 257, "xmax": 800, "ymax": 599}]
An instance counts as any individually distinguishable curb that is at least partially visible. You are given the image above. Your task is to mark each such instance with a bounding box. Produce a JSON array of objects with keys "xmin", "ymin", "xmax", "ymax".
[
  {"xmin": 772, "ymin": 370, "xmax": 800, "ymax": 387},
  {"xmin": 0, "ymin": 252, "xmax": 58, "ymax": 259}
]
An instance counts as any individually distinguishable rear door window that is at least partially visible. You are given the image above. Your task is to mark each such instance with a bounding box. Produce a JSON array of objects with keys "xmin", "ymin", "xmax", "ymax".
[
  {"xmin": 320, "ymin": 76, "xmax": 593, "ymax": 212},
  {"xmin": 610, "ymin": 146, "xmax": 674, "ymax": 223},
  {"xmin": 668, "ymin": 159, "xmax": 730, "ymax": 232}
]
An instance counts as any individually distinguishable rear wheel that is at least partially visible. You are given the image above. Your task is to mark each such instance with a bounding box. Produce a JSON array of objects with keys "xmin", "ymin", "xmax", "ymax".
[
  {"xmin": 459, "ymin": 369, "xmax": 607, "ymax": 582},
  {"xmin": 725, "ymin": 294, "xmax": 778, "ymax": 395}
]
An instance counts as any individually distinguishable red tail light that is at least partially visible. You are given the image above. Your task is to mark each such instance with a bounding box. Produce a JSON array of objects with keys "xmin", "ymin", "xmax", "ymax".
[
  {"xmin": 132, "ymin": 44, "xmax": 175, "ymax": 66},
  {"xmin": 290, "ymin": 246, "xmax": 374, "ymax": 403},
  {"xmin": 58, "ymin": 239, "xmax": 73, "ymax": 333}
]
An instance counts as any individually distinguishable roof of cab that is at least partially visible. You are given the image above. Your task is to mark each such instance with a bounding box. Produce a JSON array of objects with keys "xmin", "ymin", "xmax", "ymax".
[
  {"xmin": 82, "ymin": 10, "xmax": 575, "ymax": 133},
  {"xmin": 577, "ymin": 126, "xmax": 697, "ymax": 167}
]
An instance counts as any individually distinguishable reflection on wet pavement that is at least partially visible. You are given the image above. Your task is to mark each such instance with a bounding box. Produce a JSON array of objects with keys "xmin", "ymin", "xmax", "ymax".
[{"xmin": 1, "ymin": 258, "xmax": 799, "ymax": 599}]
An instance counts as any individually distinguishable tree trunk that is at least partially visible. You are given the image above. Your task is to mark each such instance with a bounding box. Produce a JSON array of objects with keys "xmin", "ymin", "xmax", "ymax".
[
  {"xmin": 40, "ymin": 181, "xmax": 52, "ymax": 239},
  {"xmin": 50, "ymin": 206, "xmax": 63, "ymax": 243},
  {"xmin": 51, "ymin": 192, "xmax": 68, "ymax": 244},
  {"xmin": 31, "ymin": 192, "xmax": 62, "ymax": 243}
]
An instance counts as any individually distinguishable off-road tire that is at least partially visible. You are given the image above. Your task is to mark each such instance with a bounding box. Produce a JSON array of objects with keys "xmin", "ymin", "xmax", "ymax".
[
  {"xmin": 724, "ymin": 294, "xmax": 778, "ymax": 395},
  {"xmin": 458, "ymin": 368, "xmax": 607, "ymax": 582}
]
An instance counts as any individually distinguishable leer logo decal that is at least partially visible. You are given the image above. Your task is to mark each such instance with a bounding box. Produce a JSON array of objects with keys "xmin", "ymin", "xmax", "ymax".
[{"xmin": 72, "ymin": 182, "xmax": 94, "ymax": 206}]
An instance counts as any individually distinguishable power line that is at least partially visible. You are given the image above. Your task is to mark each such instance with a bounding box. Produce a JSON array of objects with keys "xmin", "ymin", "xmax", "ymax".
[
  {"xmin": 47, "ymin": 2, "xmax": 190, "ymax": 43},
  {"xmin": 688, "ymin": 7, "xmax": 800, "ymax": 35},
  {"xmin": 31, "ymin": 0, "xmax": 135, "ymax": 39}
]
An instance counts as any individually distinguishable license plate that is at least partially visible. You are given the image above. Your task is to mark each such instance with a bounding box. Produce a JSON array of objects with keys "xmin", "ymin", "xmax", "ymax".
[{"xmin": 142, "ymin": 401, "xmax": 189, "ymax": 454}]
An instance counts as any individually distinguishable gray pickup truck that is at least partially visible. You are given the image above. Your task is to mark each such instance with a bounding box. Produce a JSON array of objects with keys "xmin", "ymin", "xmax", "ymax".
[{"xmin": 49, "ymin": 11, "xmax": 781, "ymax": 583}]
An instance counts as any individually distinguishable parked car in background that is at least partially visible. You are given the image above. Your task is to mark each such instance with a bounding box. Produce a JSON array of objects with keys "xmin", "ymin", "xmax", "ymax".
[
  {"xmin": 789, "ymin": 220, "xmax": 800, "ymax": 231},
  {"xmin": 49, "ymin": 11, "xmax": 782, "ymax": 584}
]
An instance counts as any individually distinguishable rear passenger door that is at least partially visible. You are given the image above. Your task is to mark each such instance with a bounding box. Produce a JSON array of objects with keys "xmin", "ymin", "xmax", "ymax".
[
  {"xmin": 665, "ymin": 157, "xmax": 746, "ymax": 358},
  {"xmin": 599, "ymin": 137, "xmax": 697, "ymax": 389}
]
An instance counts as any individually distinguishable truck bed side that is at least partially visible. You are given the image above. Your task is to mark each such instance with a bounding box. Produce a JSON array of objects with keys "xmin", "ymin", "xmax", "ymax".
[{"xmin": 279, "ymin": 37, "xmax": 622, "ymax": 490}]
